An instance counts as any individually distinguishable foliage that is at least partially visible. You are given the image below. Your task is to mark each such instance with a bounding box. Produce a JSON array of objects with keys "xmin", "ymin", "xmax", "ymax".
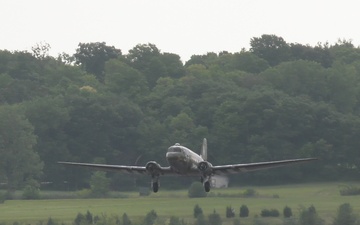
[
  {"xmin": 299, "ymin": 205, "xmax": 324, "ymax": 225},
  {"xmin": 2, "ymin": 36, "xmax": 360, "ymax": 191},
  {"xmin": 194, "ymin": 204, "xmax": 203, "ymax": 218},
  {"xmin": 260, "ymin": 208, "xmax": 280, "ymax": 217},
  {"xmin": 22, "ymin": 179, "xmax": 41, "ymax": 199},
  {"xmin": 226, "ymin": 206, "xmax": 235, "ymax": 218},
  {"xmin": 195, "ymin": 214, "xmax": 208, "ymax": 225},
  {"xmin": 243, "ymin": 188, "xmax": 257, "ymax": 197},
  {"xmin": 239, "ymin": 205, "xmax": 249, "ymax": 217},
  {"xmin": 283, "ymin": 206, "xmax": 293, "ymax": 218},
  {"xmin": 188, "ymin": 182, "xmax": 207, "ymax": 198},
  {"xmin": 74, "ymin": 42, "xmax": 121, "ymax": 82},
  {"xmin": 339, "ymin": 185, "xmax": 360, "ymax": 196},
  {"xmin": 0, "ymin": 105, "xmax": 43, "ymax": 191},
  {"xmin": 333, "ymin": 203, "xmax": 359, "ymax": 225},
  {"xmin": 143, "ymin": 210, "xmax": 158, "ymax": 225},
  {"xmin": 90, "ymin": 171, "xmax": 110, "ymax": 197},
  {"xmin": 169, "ymin": 216, "xmax": 187, "ymax": 225},
  {"xmin": 208, "ymin": 210, "xmax": 222, "ymax": 225},
  {"xmin": 122, "ymin": 213, "xmax": 132, "ymax": 225}
]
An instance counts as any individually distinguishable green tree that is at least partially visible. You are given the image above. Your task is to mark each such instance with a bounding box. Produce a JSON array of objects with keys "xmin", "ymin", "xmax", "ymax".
[
  {"xmin": 74, "ymin": 42, "xmax": 122, "ymax": 82},
  {"xmin": 0, "ymin": 105, "xmax": 43, "ymax": 191},
  {"xmin": 333, "ymin": 203, "xmax": 358, "ymax": 225},
  {"xmin": 250, "ymin": 34, "xmax": 291, "ymax": 66},
  {"xmin": 127, "ymin": 43, "xmax": 166, "ymax": 88},
  {"xmin": 104, "ymin": 59, "xmax": 148, "ymax": 100},
  {"xmin": 90, "ymin": 171, "xmax": 110, "ymax": 197}
]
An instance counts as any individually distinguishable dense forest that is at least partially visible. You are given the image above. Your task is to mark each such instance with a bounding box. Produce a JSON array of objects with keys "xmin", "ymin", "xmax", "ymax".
[{"xmin": 1, "ymin": 34, "xmax": 360, "ymax": 191}]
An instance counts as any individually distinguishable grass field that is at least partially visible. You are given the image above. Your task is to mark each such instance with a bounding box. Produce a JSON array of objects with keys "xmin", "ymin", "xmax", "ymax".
[{"xmin": 1, "ymin": 182, "xmax": 360, "ymax": 224}]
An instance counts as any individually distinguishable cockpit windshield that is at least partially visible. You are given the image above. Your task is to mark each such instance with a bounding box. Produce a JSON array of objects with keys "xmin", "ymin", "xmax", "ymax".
[{"xmin": 167, "ymin": 147, "xmax": 182, "ymax": 153}]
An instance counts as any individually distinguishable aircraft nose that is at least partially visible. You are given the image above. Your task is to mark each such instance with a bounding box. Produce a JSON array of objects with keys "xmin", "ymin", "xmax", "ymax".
[{"xmin": 166, "ymin": 152, "xmax": 183, "ymax": 160}]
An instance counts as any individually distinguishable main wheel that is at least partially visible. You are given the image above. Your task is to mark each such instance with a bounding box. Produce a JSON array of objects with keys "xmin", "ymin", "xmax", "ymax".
[
  {"xmin": 152, "ymin": 182, "xmax": 159, "ymax": 193},
  {"xmin": 204, "ymin": 181, "xmax": 210, "ymax": 192}
]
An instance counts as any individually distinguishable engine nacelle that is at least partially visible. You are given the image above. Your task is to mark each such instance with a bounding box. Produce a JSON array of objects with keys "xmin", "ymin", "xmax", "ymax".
[
  {"xmin": 145, "ymin": 161, "xmax": 162, "ymax": 175},
  {"xmin": 197, "ymin": 161, "xmax": 213, "ymax": 174}
]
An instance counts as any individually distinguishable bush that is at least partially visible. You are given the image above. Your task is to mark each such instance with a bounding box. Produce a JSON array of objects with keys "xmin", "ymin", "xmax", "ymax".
[
  {"xmin": 208, "ymin": 210, "xmax": 222, "ymax": 225},
  {"xmin": 339, "ymin": 185, "xmax": 360, "ymax": 196},
  {"xmin": 333, "ymin": 203, "xmax": 358, "ymax": 225},
  {"xmin": 299, "ymin": 205, "xmax": 324, "ymax": 225},
  {"xmin": 226, "ymin": 206, "xmax": 235, "ymax": 218},
  {"xmin": 243, "ymin": 188, "xmax": 257, "ymax": 197},
  {"xmin": 283, "ymin": 206, "xmax": 293, "ymax": 218},
  {"xmin": 188, "ymin": 182, "xmax": 207, "ymax": 198},
  {"xmin": 144, "ymin": 210, "xmax": 157, "ymax": 225},
  {"xmin": 22, "ymin": 185, "xmax": 40, "ymax": 199},
  {"xmin": 240, "ymin": 205, "xmax": 249, "ymax": 217},
  {"xmin": 194, "ymin": 204, "xmax": 203, "ymax": 218},
  {"xmin": 122, "ymin": 213, "xmax": 132, "ymax": 225},
  {"xmin": 260, "ymin": 209, "xmax": 280, "ymax": 217}
]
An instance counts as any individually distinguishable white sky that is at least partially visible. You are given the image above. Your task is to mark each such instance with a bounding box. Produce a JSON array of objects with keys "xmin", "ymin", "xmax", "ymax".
[{"xmin": 1, "ymin": 0, "xmax": 359, "ymax": 61}]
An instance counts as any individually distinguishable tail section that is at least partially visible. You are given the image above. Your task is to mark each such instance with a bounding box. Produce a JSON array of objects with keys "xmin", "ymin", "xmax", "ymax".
[{"xmin": 200, "ymin": 138, "xmax": 207, "ymax": 161}]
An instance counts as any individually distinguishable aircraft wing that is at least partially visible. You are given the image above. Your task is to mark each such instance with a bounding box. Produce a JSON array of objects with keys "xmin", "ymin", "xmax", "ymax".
[
  {"xmin": 58, "ymin": 162, "xmax": 172, "ymax": 175},
  {"xmin": 212, "ymin": 158, "xmax": 317, "ymax": 175}
]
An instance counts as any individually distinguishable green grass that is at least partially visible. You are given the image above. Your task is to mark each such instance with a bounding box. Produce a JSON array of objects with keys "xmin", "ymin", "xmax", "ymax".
[{"xmin": 1, "ymin": 182, "xmax": 360, "ymax": 224}]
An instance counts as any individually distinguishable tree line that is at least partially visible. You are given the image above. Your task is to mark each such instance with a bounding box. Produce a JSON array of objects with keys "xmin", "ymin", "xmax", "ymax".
[{"xmin": 1, "ymin": 34, "xmax": 360, "ymax": 191}]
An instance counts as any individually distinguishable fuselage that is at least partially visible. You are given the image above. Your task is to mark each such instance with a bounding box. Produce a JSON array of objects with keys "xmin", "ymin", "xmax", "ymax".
[{"xmin": 166, "ymin": 143, "xmax": 204, "ymax": 174}]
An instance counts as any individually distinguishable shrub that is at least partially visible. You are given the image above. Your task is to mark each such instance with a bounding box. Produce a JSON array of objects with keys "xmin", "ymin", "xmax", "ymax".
[
  {"xmin": 195, "ymin": 214, "xmax": 207, "ymax": 225},
  {"xmin": 208, "ymin": 210, "xmax": 222, "ymax": 225},
  {"xmin": 243, "ymin": 188, "xmax": 256, "ymax": 197},
  {"xmin": 122, "ymin": 213, "xmax": 132, "ymax": 225},
  {"xmin": 22, "ymin": 185, "xmax": 40, "ymax": 199},
  {"xmin": 339, "ymin": 185, "xmax": 360, "ymax": 196},
  {"xmin": 239, "ymin": 205, "xmax": 249, "ymax": 217},
  {"xmin": 74, "ymin": 213, "xmax": 85, "ymax": 225},
  {"xmin": 333, "ymin": 203, "xmax": 358, "ymax": 225},
  {"xmin": 46, "ymin": 217, "xmax": 57, "ymax": 225},
  {"xmin": 283, "ymin": 206, "xmax": 293, "ymax": 218},
  {"xmin": 188, "ymin": 182, "xmax": 207, "ymax": 198},
  {"xmin": 144, "ymin": 210, "xmax": 157, "ymax": 225},
  {"xmin": 194, "ymin": 204, "xmax": 203, "ymax": 218},
  {"xmin": 226, "ymin": 206, "xmax": 235, "ymax": 218},
  {"xmin": 299, "ymin": 205, "xmax": 324, "ymax": 225},
  {"xmin": 260, "ymin": 209, "xmax": 280, "ymax": 217},
  {"xmin": 169, "ymin": 216, "xmax": 183, "ymax": 225}
]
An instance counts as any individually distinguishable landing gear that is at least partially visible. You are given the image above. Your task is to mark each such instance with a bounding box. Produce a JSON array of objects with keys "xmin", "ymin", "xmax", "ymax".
[
  {"xmin": 204, "ymin": 181, "xmax": 210, "ymax": 192},
  {"xmin": 151, "ymin": 175, "xmax": 160, "ymax": 193},
  {"xmin": 152, "ymin": 181, "xmax": 159, "ymax": 193}
]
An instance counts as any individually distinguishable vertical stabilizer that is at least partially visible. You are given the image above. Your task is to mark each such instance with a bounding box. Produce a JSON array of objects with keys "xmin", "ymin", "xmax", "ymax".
[{"xmin": 200, "ymin": 138, "xmax": 207, "ymax": 161}]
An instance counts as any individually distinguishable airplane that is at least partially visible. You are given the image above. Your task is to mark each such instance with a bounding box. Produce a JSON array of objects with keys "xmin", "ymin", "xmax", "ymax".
[{"xmin": 58, "ymin": 138, "xmax": 317, "ymax": 193}]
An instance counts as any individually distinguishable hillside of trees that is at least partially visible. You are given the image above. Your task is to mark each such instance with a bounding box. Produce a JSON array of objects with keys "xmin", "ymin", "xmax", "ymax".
[{"xmin": 1, "ymin": 34, "xmax": 360, "ymax": 191}]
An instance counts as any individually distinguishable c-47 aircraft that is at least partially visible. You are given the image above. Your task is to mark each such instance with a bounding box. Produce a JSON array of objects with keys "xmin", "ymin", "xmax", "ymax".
[{"xmin": 59, "ymin": 138, "xmax": 317, "ymax": 193}]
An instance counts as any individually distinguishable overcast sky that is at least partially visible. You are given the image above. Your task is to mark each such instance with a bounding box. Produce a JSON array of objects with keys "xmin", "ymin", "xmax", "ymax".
[{"xmin": 1, "ymin": 0, "xmax": 359, "ymax": 61}]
